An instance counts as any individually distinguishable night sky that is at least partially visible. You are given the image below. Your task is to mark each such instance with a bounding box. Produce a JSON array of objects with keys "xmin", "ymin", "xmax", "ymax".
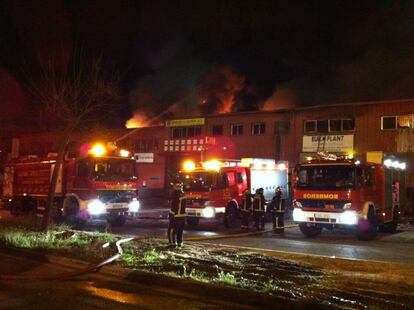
[{"xmin": 1, "ymin": 0, "xmax": 414, "ymax": 128}]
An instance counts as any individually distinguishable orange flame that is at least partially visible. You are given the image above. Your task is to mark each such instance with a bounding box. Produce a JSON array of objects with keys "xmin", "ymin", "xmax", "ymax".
[
  {"xmin": 198, "ymin": 65, "xmax": 245, "ymax": 114},
  {"xmin": 125, "ymin": 111, "xmax": 150, "ymax": 128}
]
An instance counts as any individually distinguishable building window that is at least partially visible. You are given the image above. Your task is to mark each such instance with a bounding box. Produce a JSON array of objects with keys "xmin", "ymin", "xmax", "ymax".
[
  {"xmin": 316, "ymin": 120, "xmax": 329, "ymax": 132},
  {"xmin": 231, "ymin": 124, "xmax": 243, "ymax": 136},
  {"xmin": 133, "ymin": 139, "xmax": 158, "ymax": 152},
  {"xmin": 171, "ymin": 126, "xmax": 202, "ymax": 138},
  {"xmin": 252, "ymin": 122, "xmax": 266, "ymax": 135},
  {"xmin": 381, "ymin": 115, "xmax": 414, "ymax": 130},
  {"xmin": 342, "ymin": 119, "xmax": 355, "ymax": 131},
  {"xmin": 172, "ymin": 127, "xmax": 183, "ymax": 138},
  {"xmin": 397, "ymin": 115, "xmax": 412, "ymax": 128},
  {"xmin": 211, "ymin": 125, "xmax": 223, "ymax": 136},
  {"xmin": 329, "ymin": 119, "xmax": 342, "ymax": 132},
  {"xmin": 381, "ymin": 116, "xmax": 397, "ymax": 130},
  {"xmin": 305, "ymin": 118, "xmax": 355, "ymax": 133},
  {"xmin": 274, "ymin": 121, "xmax": 290, "ymax": 134},
  {"xmin": 304, "ymin": 120, "xmax": 316, "ymax": 133}
]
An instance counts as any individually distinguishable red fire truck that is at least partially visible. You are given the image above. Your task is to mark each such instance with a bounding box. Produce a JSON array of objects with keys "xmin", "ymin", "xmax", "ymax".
[
  {"xmin": 292, "ymin": 154, "xmax": 405, "ymax": 240},
  {"xmin": 176, "ymin": 158, "xmax": 289, "ymax": 227},
  {"xmin": 2, "ymin": 144, "xmax": 140, "ymax": 226}
]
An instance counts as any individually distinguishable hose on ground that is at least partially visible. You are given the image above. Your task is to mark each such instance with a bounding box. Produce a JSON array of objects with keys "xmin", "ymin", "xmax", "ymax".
[{"xmin": 0, "ymin": 238, "xmax": 133, "ymax": 281}]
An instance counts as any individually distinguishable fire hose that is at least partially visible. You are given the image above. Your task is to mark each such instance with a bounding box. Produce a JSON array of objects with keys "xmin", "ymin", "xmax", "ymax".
[
  {"xmin": 0, "ymin": 225, "xmax": 297, "ymax": 281},
  {"xmin": 0, "ymin": 237, "xmax": 134, "ymax": 281}
]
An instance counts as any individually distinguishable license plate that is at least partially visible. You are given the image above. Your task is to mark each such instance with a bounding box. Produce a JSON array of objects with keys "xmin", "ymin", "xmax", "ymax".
[
  {"xmin": 314, "ymin": 213, "xmax": 330, "ymax": 218},
  {"xmin": 108, "ymin": 203, "xmax": 127, "ymax": 209}
]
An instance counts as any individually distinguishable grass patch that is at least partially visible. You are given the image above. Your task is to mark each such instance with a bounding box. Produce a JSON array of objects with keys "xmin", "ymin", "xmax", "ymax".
[
  {"xmin": 0, "ymin": 217, "xmax": 115, "ymax": 261},
  {"xmin": 142, "ymin": 249, "xmax": 159, "ymax": 264},
  {"xmin": 216, "ymin": 270, "xmax": 237, "ymax": 286}
]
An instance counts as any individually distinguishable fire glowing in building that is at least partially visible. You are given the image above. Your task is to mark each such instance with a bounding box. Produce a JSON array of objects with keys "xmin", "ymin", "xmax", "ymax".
[{"xmin": 125, "ymin": 112, "xmax": 150, "ymax": 128}]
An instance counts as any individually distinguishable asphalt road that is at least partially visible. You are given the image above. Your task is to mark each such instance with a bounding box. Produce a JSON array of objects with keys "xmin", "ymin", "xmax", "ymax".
[{"xmin": 1, "ymin": 209, "xmax": 413, "ymax": 264}]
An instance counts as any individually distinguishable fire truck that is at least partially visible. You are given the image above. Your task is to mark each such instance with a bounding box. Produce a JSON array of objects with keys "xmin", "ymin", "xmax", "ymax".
[
  {"xmin": 176, "ymin": 158, "xmax": 289, "ymax": 228},
  {"xmin": 2, "ymin": 143, "xmax": 140, "ymax": 227},
  {"xmin": 292, "ymin": 153, "xmax": 405, "ymax": 240}
]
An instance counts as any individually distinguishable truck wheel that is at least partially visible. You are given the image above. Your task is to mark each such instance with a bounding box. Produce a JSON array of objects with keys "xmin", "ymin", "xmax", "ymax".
[
  {"xmin": 24, "ymin": 198, "xmax": 37, "ymax": 217},
  {"xmin": 224, "ymin": 203, "xmax": 239, "ymax": 228},
  {"xmin": 10, "ymin": 198, "xmax": 23, "ymax": 216},
  {"xmin": 187, "ymin": 217, "xmax": 199, "ymax": 228},
  {"xmin": 299, "ymin": 223, "xmax": 322, "ymax": 237},
  {"xmin": 357, "ymin": 206, "xmax": 378, "ymax": 240},
  {"xmin": 63, "ymin": 198, "xmax": 84, "ymax": 229},
  {"xmin": 383, "ymin": 209, "xmax": 399, "ymax": 233},
  {"xmin": 107, "ymin": 215, "xmax": 126, "ymax": 227}
]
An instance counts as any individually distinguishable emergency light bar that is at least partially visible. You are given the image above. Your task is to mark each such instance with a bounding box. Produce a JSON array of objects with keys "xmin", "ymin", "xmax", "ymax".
[
  {"xmin": 89, "ymin": 143, "xmax": 132, "ymax": 159},
  {"xmin": 183, "ymin": 160, "xmax": 196, "ymax": 171},
  {"xmin": 90, "ymin": 144, "xmax": 106, "ymax": 157},
  {"xmin": 384, "ymin": 158, "xmax": 406, "ymax": 170},
  {"xmin": 182, "ymin": 158, "xmax": 287, "ymax": 172}
]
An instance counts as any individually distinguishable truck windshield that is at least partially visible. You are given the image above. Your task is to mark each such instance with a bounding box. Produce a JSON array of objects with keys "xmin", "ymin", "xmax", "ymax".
[
  {"xmin": 178, "ymin": 171, "xmax": 222, "ymax": 192},
  {"xmin": 296, "ymin": 165, "xmax": 354, "ymax": 190},
  {"xmin": 93, "ymin": 159, "xmax": 137, "ymax": 181}
]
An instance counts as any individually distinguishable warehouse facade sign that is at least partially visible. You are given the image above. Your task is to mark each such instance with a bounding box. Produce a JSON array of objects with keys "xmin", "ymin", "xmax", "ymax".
[
  {"xmin": 134, "ymin": 153, "xmax": 154, "ymax": 163},
  {"xmin": 302, "ymin": 135, "xmax": 354, "ymax": 152},
  {"xmin": 165, "ymin": 118, "xmax": 205, "ymax": 127}
]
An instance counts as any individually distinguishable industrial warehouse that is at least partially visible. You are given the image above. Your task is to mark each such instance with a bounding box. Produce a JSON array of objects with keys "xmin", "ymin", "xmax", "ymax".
[{"xmin": 2, "ymin": 98, "xmax": 414, "ymax": 216}]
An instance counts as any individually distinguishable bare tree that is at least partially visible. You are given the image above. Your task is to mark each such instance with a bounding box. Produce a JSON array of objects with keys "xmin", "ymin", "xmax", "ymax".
[{"xmin": 25, "ymin": 55, "xmax": 119, "ymax": 231}]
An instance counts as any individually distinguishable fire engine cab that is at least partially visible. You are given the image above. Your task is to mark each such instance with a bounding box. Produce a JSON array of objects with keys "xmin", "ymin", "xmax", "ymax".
[
  {"xmin": 176, "ymin": 158, "xmax": 288, "ymax": 228},
  {"xmin": 292, "ymin": 153, "xmax": 405, "ymax": 240},
  {"xmin": 2, "ymin": 143, "xmax": 140, "ymax": 227}
]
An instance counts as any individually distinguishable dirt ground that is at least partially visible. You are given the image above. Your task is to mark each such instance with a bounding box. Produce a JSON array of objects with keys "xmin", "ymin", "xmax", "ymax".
[
  {"xmin": 0, "ymin": 216, "xmax": 412, "ymax": 309},
  {"xmin": 119, "ymin": 238, "xmax": 414, "ymax": 309}
]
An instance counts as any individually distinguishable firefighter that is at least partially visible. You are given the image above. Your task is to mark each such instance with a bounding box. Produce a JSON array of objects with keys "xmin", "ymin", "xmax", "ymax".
[
  {"xmin": 269, "ymin": 186, "xmax": 285, "ymax": 233},
  {"xmin": 168, "ymin": 183, "xmax": 187, "ymax": 247},
  {"xmin": 240, "ymin": 189, "xmax": 253, "ymax": 231},
  {"xmin": 253, "ymin": 188, "xmax": 266, "ymax": 230}
]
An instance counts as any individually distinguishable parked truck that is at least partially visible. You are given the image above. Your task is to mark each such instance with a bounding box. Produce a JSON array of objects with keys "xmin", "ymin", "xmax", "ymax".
[
  {"xmin": 292, "ymin": 153, "xmax": 405, "ymax": 240},
  {"xmin": 176, "ymin": 158, "xmax": 289, "ymax": 227},
  {"xmin": 2, "ymin": 143, "xmax": 140, "ymax": 227}
]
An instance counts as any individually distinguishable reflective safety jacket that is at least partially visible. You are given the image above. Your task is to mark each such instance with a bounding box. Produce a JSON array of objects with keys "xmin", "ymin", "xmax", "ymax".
[
  {"xmin": 169, "ymin": 190, "xmax": 187, "ymax": 217},
  {"xmin": 252, "ymin": 193, "xmax": 266, "ymax": 212},
  {"xmin": 240, "ymin": 190, "xmax": 253, "ymax": 212},
  {"xmin": 268, "ymin": 190, "xmax": 284, "ymax": 213}
]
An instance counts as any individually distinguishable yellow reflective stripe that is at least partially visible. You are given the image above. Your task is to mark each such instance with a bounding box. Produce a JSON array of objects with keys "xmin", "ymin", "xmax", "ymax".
[
  {"xmin": 174, "ymin": 214, "xmax": 186, "ymax": 217},
  {"xmin": 177, "ymin": 197, "xmax": 185, "ymax": 216}
]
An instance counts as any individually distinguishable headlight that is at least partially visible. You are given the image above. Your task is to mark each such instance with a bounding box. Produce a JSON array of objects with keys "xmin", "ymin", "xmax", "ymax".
[
  {"xmin": 292, "ymin": 208, "xmax": 305, "ymax": 221},
  {"xmin": 128, "ymin": 199, "xmax": 140, "ymax": 213},
  {"xmin": 202, "ymin": 207, "xmax": 215, "ymax": 218},
  {"xmin": 343, "ymin": 203, "xmax": 352, "ymax": 209},
  {"xmin": 340, "ymin": 210, "xmax": 358, "ymax": 225},
  {"xmin": 88, "ymin": 200, "xmax": 105, "ymax": 215}
]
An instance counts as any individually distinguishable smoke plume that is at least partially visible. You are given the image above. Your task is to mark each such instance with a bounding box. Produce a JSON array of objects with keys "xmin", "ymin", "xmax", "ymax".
[
  {"xmin": 197, "ymin": 65, "xmax": 245, "ymax": 114},
  {"xmin": 261, "ymin": 85, "xmax": 298, "ymax": 111}
]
